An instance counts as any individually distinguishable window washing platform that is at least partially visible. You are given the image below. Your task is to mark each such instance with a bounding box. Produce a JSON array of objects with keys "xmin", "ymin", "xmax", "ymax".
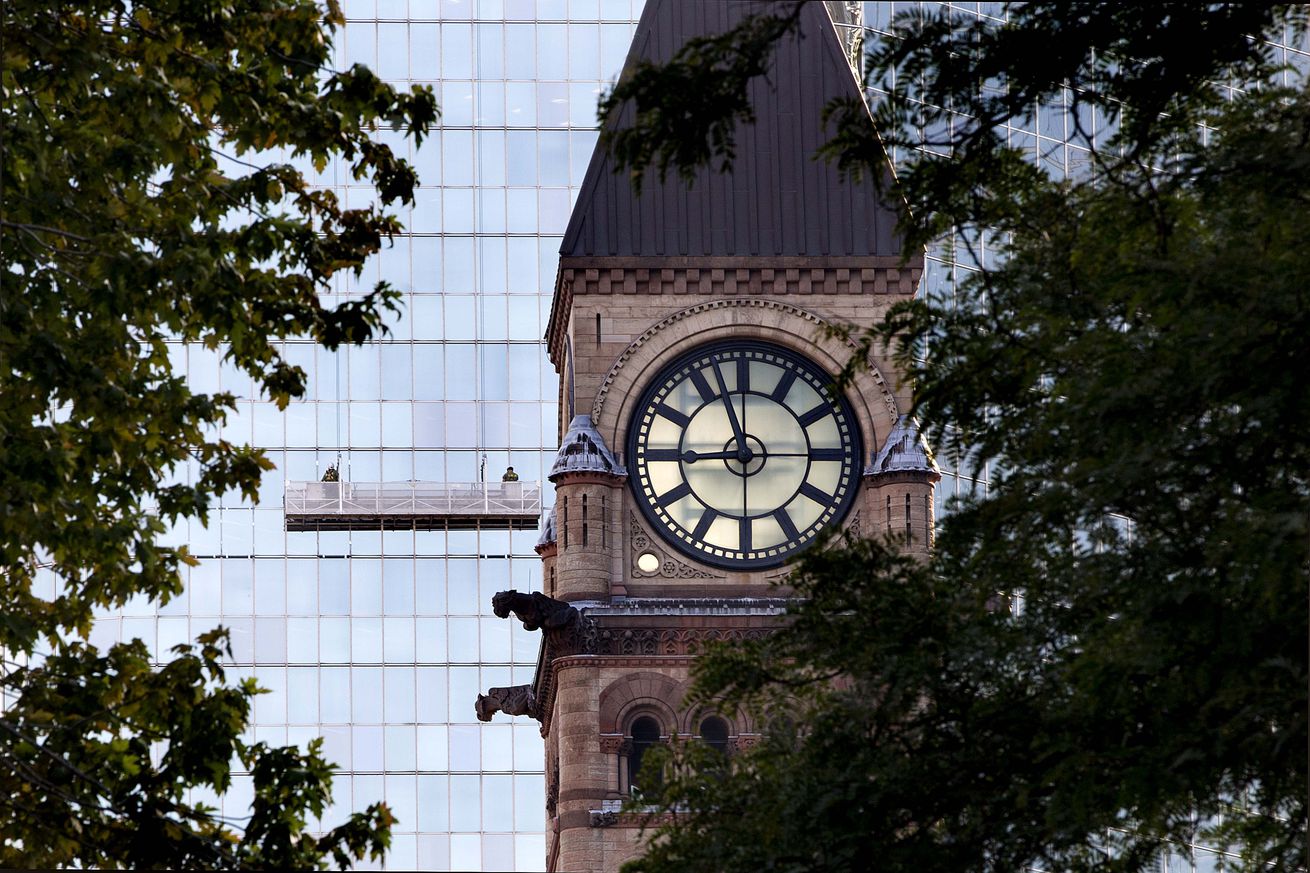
[{"xmin": 283, "ymin": 481, "xmax": 543, "ymax": 530}]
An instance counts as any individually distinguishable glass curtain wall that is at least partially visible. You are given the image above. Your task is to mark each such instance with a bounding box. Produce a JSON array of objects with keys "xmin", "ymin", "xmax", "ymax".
[{"xmin": 83, "ymin": 2, "xmax": 641, "ymax": 871}]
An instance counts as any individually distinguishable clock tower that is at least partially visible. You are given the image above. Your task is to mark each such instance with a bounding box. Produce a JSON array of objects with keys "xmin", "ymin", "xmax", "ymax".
[{"xmin": 476, "ymin": 3, "xmax": 937, "ymax": 870}]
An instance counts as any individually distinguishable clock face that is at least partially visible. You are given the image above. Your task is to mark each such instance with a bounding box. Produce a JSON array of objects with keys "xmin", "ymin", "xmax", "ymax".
[{"xmin": 628, "ymin": 341, "xmax": 862, "ymax": 569}]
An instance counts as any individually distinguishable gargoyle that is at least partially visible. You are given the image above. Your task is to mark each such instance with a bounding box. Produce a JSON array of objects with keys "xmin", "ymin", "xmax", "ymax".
[
  {"xmin": 491, "ymin": 589, "xmax": 578, "ymax": 632},
  {"xmin": 474, "ymin": 684, "xmax": 537, "ymax": 722}
]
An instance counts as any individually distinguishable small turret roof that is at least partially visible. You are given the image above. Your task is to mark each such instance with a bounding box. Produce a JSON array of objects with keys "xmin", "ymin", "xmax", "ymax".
[
  {"xmin": 549, "ymin": 415, "xmax": 626, "ymax": 480},
  {"xmin": 535, "ymin": 507, "xmax": 557, "ymax": 548},
  {"xmin": 867, "ymin": 416, "xmax": 940, "ymax": 478}
]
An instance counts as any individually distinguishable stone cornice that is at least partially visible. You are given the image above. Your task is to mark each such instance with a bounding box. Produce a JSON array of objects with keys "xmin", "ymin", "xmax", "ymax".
[
  {"xmin": 546, "ymin": 261, "xmax": 922, "ymax": 369},
  {"xmin": 583, "ymin": 597, "xmax": 794, "ymax": 616},
  {"xmin": 554, "ymin": 655, "xmax": 698, "ymax": 671},
  {"xmin": 550, "ymin": 470, "xmax": 627, "ymax": 487},
  {"xmin": 563, "ymin": 262, "xmax": 920, "ymax": 298},
  {"xmin": 559, "ymin": 255, "xmax": 918, "ymax": 270},
  {"xmin": 863, "ymin": 469, "xmax": 943, "ymax": 486}
]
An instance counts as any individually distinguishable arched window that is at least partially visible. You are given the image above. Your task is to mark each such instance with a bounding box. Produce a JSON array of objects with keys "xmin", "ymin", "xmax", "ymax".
[
  {"xmin": 628, "ymin": 716, "xmax": 662, "ymax": 793},
  {"xmin": 698, "ymin": 716, "xmax": 730, "ymax": 755}
]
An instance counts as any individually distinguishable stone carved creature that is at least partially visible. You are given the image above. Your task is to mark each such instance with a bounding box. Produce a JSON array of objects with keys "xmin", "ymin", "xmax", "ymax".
[
  {"xmin": 475, "ymin": 684, "xmax": 537, "ymax": 722},
  {"xmin": 491, "ymin": 589, "xmax": 578, "ymax": 632}
]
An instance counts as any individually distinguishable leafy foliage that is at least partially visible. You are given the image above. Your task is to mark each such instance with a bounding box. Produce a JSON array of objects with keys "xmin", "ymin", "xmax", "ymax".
[
  {"xmin": 611, "ymin": 4, "xmax": 1309, "ymax": 872},
  {"xmin": 2, "ymin": 0, "xmax": 435, "ymax": 865},
  {"xmin": 598, "ymin": 3, "xmax": 804, "ymax": 194},
  {"xmin": 1, "ymin": 630, "xmax": 394, "ymax": 869},
  {"xmin": 602, "ymin": 2, "xmax": 1307, "ymax": 246}
]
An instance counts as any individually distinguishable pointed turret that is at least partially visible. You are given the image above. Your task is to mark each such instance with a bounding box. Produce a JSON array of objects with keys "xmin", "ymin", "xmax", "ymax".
[
  {"xmin": 535, "ymin": 506, "xmax": 558, "ymax": 550},
  {"xmin": 868, "ymin": 415, "xmax": 940, "ymax": 477},
  {"xmin": 549, "ymin": 415, "xmax": 626, "ymax": 480},
  {"xmin": 548, "ymin": 415, "xmax": 623, "ymax": 603},
  {"xmin": 535, "ymin": 507, "xmax": 559, "ymax": 597},
  {"xmin": 865, "ymin": 416, "xmax": 941, "ymax": 558}
]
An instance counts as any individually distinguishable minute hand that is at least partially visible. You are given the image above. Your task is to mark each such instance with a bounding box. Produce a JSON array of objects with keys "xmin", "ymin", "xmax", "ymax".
[{"xmin": 709, "ymin": 356, "xmax": 747, "ymax": 447}]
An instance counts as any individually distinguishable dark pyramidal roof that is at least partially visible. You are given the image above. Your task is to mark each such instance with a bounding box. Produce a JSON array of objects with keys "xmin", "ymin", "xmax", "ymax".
[{"xmin": 560, "ymin": 0, "xmax": 902, "ymax": 260}]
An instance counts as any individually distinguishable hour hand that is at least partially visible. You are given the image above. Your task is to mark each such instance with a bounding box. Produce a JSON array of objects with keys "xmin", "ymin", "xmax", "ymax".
[{"xmin": 680, "ymin": 449, "xmax": 744, "ymax": 463}]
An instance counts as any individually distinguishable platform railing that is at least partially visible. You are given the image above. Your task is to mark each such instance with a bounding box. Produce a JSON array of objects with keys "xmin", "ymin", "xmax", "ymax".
[{"xmin": 284, "ymin": 480, "xmax": 543, "ymax": 520}]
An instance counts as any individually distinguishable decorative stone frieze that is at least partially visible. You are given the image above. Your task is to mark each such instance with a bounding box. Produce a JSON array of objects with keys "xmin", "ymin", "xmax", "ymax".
[
  {"xmin": 733, "ymin": 734, "xmax": 764, "ymax": 753},
  {"xmin": 564, "ymin": 259, "xmax": 917, "ymax": 296},
  {"xmin": 628, "ymin": 512, "xmax": 721, "ymax": 580},
  {"xmin": 598, "ymin": 735, "xmax": 634, "ymax": 756}
]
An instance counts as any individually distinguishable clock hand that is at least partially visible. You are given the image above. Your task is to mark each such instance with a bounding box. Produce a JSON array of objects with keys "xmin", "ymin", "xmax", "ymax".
[
  {"xmin": 681, "ymin": 445, "xmax": 841, "ymax": 462},
  {"xmin": 708, "ymin": 356, "xmax": 750, "ymax": 462},
  {"xmin": 680, "ymin": 449, "xmax": 741, "ymax": 463}
]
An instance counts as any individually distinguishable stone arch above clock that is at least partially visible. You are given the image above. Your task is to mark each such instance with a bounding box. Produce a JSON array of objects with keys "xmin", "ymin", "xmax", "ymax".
[
  {"xmin": 589, "ymin": 297, "xmax": 902, "ymax": 469},
  {"xmin": 547, "ymin": 259, "xmax": 924, "ymax": 476}
]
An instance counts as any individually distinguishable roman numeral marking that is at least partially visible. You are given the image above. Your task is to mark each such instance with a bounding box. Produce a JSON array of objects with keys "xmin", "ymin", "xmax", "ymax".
[
  {"xmin": 809, "ymin": 447, "xmax": 844, "ymax": 461},
  {"xmin": 739, "ymin": 517, "xmax": 752, "ymax": 552},
  {"xmin": 736, "ymin": 358, "xmax": 750, "ymax": 393},
  {"xmin": 644, "ymin": 448, "xmax": 681, "ymax": 462},
  {"xmin": 770, "ymin": 369, "xmax": 797, "ymax": 402},
  {"xmin": 797, "ymin": 404, "xmax": 832, "ymax": 427},
  {"xmin": 691, "ymin": 509, "xmax": 718, "ymax": 542},
  {"xmin": 774, "ymin": 509, "xmax": 801, "ymax": 542},
  {"xmin": 656, "ymin": 481, "xmax": 692, "ymax": 506},
  {"xmin": 689, "ymin": 368, "xmax": 716, "ymax": 403},
  {"xmin": 799, "ymin": 482, "xmax": 833, "ymax": 505},
  {"xmin": 655, "ymin": 404, "xmax": 691, "ymax": 427}
]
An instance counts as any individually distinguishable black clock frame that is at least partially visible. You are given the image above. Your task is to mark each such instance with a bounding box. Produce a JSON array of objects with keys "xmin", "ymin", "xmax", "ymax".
[{"xmin": 626, "ymin": 340, "xmax": 863, "ymax": 570}]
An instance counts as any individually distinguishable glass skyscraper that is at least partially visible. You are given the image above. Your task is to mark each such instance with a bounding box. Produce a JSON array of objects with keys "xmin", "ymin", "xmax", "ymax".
[
  {"xmin": 84, "ymin": 2, "xmax": 643, "ymax": 870},
  {"xmin": 73, "ymin": 3, "xmax": 1306, "ymax": 872}
]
